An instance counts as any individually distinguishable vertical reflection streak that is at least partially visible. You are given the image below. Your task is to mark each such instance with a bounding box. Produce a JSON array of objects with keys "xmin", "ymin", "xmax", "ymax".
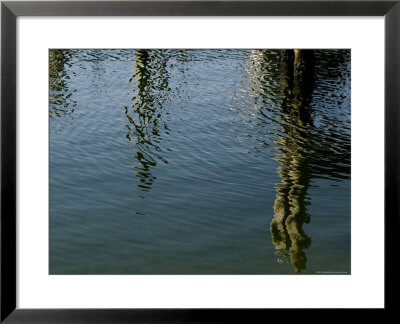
[
  {"xmin": 226, "ymin": 49, "xmax": 350, "ymax": 273},
  {"xmin": 270, "ymin": 50, "xmax": 314, "ymax": 273},
  {"xmin": 49, "ymin": 49, "xmax": 77, "ymax": 118},
  {"xmin": 232, "ymin": 50, "xmax": 314, "ymax": 272},
  {"xmin": 125, "ymin": 49, "xmax": 174, "ymax": 193}
]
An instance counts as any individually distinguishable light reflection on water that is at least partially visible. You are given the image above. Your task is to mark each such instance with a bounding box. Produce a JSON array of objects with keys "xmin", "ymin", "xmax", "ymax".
[{"xmin": 49, "ymin": 49, "xmax": 350, "ymax": 274}]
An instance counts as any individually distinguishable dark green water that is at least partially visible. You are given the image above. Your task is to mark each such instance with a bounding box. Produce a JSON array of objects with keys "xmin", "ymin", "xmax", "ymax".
[{"xmin": 49, "ymin": 49, "xmax": 350, "ymax": 274}]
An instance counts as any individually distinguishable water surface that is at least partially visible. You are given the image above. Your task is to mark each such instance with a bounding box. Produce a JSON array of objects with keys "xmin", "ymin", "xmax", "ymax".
[{"xmin": 50, "ymin": 49, "xmax": 350, "ymax": 274}]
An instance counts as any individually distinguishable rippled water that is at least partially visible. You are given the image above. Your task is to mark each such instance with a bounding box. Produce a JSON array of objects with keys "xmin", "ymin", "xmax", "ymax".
[{"xmin": 49, "ymin": 49, "xmax": 350, "ymax": 274}]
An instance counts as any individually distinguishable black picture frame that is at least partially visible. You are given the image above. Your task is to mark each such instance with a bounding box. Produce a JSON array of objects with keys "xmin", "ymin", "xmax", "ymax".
[{"xmin": 1, "ymin": 0, "xmax": 398, "ymax": 321}]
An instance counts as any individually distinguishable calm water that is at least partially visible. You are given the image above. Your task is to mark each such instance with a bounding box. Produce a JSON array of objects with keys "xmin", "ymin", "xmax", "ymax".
[{"xmin": 49, "ymin": 49, "xmax": 351, "ymax": 274}]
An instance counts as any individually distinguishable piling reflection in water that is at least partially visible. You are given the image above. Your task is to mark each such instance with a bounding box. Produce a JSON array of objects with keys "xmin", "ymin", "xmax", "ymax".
[
  {"xmin": 49, "ymin": 49, "xmax": 77, "ymax": 118},
  {"xmin": 270, "ymin": 50, "xmax": 314, "ymax": 273},
  {"xmin": 125, "ymin": 49, "xmax": 171, "ymax": 192},
  {"xmin": 235, "ymin": 49, "xmax": 350, "ymax": 273}
]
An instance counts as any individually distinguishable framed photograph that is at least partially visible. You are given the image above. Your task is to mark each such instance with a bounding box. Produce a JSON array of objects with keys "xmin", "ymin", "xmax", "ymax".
[{"xmin": 1, "ymin": 0, "xmax": 397, "ymax": 321}]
